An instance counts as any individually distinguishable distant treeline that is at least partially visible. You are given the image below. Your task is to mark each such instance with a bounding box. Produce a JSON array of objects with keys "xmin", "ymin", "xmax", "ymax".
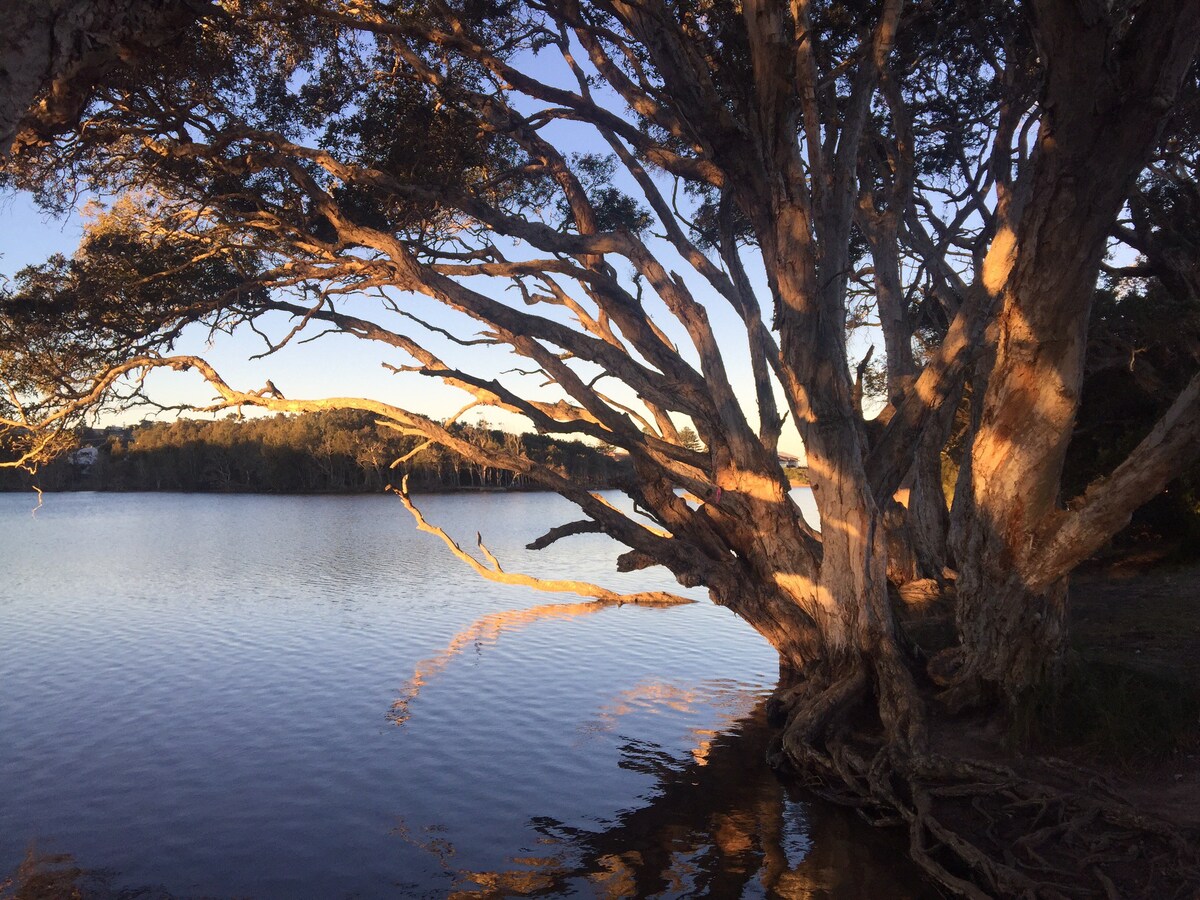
[{"xmin": 0, "ymin": 410, "xmax": 630, "ymax": 494}]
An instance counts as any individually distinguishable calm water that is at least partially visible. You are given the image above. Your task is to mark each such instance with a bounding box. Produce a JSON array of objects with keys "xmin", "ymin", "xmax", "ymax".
[{"xmin": 0, "ymin": 491, "xmax": 928, "ymax": 898}]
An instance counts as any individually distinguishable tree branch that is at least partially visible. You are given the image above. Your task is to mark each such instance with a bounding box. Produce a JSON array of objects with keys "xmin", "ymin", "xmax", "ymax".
[
  {"xmin": 525, "ymin": 518, "xmax": 605, "ymax": 550},
  {"xmin": 395, "ymin": 475, "xmax": 695, "ymax": 605},
  {"xmin": 1029, "ymin": 368, "xmax": 1200, "ymax": 588}
]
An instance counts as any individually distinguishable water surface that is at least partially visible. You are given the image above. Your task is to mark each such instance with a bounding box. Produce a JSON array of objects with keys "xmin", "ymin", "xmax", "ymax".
[{"xmin": 0, "ymin": 491, "xmax": 926, "ymax": 897}]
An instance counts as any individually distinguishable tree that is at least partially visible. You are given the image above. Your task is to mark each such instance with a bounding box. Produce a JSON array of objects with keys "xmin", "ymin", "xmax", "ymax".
[
  {"xmin": 3, "ymin": 0, "xmax": 1200, "ymax": 892},
  {"xmin": 0, "ymin": 0, "xmax": 208, "ymax": 158},
  {"xmin": 677, "ymin": 425, "xmax": 703, "ymax": 452}
]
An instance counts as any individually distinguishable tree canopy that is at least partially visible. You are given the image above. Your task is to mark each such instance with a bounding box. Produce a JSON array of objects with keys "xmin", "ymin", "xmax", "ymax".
[{"xmin": 3, "ymin": 0, "xmax": 1200, "ymax": 893}]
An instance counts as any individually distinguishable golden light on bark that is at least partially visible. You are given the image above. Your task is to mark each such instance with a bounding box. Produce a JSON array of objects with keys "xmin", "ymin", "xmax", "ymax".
[
  {"xmin": 393, "ymin": 477, "xmax": 695, "ymax": 608},
  {"xmin": 980, "ymin": 224, "xmax": 1017, "ymax": 296}
]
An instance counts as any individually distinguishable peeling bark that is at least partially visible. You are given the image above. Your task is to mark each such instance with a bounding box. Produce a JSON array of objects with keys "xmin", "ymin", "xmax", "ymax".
[
  {"xmin": 949, "ymin": 0, "xmax": 1200, "ymax": 709},
  {"xmin": 0, "ymin": 0, "xmax": 206, "ymax": 156}
]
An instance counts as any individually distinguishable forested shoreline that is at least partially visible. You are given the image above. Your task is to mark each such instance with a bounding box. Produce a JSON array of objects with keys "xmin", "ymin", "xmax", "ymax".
[{"xmin": 0, "ymin": 410, "xmax": 630, "ymax": 494}]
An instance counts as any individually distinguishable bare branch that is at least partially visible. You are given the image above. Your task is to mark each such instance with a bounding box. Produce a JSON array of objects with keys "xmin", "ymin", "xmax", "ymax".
[
  {"xmin": 395, "ymin": 476, "xmax": 695, "ymax": 606},
  {"xmin": 526, "ymin": 518, "xmax": 605, "ymax": 550},
  {"xmin": 1030, "ymin": 368, "xmax": 1200, "ymax": 588}
]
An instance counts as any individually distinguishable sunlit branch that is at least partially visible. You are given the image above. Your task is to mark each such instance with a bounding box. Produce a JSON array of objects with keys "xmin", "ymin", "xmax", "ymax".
[
  {"xmin": 394, "ymin": 474, "xmax": 695, "ymax": 606},
  {"xmin": 0, "ymin": 425, "xmax": 73, "ymax": 470},
  {"xmin": 534, "ymin": 276, "xmax": 623, "ymax": 348},
  {"xmin": 391, "ymin": 438, "xmax": 436, "ymax": 467},
  {"xmin": 131, "ymin": 120, "xmax": 728, "ymax": 438},
  {"xmin": 58, "ymin": 353, "xmax": 722, "ymax": 576},
  {"xmin": 1030, "ymin": 369, "xmax": 1200, "ymax": 588},
  {"xmin": 248, "ymin": 291, "xmax": 329, "ymax": 360},
  {"xmin": 296, "ymin": 207, "xmax": 717, "ymax": 423}
]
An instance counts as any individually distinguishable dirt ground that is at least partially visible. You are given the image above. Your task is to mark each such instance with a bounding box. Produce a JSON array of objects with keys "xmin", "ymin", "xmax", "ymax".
[
  {"xmin": 1072, "ymin": 562, "xmax": 1200, "ymax": 691},
  {"xmin": 1069, "ymin": 562, "xmax": 1200, "ymax": 831},
  {"xmin": 882, "ymin": 562, "xmax": 1200, "ymax": 896}
]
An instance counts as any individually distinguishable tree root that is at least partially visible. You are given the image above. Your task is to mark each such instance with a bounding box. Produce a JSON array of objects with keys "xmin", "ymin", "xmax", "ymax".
[{"xmin": 769, "ymin": 689, "xmax": 1200, "ymax": 898}]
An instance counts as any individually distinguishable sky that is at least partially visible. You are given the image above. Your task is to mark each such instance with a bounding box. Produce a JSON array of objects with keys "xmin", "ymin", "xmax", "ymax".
[
  {"xmin": 1, "ymin": 184, "xmax": 827, "ymax": 458},
  {"xmin": 1, "ymin": 191, "xmax": 469, "ymax": 416}
]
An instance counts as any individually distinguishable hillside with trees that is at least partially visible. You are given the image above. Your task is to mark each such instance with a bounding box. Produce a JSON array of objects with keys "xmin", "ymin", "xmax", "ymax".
[{"xmin": 0, "ymin": 411, "xmax": 628, "ymax": 493}]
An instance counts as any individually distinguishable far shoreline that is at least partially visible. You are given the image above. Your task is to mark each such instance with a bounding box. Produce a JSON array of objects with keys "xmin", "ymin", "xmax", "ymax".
[{"xmin": 1, "ymin": 480, "xmax": 816, "ymax": 497}]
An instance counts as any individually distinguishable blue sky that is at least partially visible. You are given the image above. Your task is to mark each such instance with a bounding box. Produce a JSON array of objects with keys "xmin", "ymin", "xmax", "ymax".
[
  {"xmin": 0, "ymin": 39, "xmax": 873, "ymax": 461},
  {"xmin": 1, "ymin": 191, "xmax": 482, "ymax": 421},
  {"xmin": 1, "ymin": 192, "xmax": 85, "ymax": 271},
  {"xmin": 2, "ymin": 187, "xmax": 818, "ymax": 458}
]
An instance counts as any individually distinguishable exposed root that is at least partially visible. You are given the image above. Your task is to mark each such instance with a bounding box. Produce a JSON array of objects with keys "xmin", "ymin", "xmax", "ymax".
[
  {"xmin": 779, "ymin": 669, "xmax": 870, "ymax": 751},
  {"xmin": 769, "ymin": 687, "xmax": 1200, "ymax": 898}
]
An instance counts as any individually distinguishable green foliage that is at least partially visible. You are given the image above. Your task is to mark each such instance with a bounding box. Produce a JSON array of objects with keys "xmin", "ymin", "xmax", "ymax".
[
  {"xmin": 557, "ymin": 155, "xmax": 652, "ymax": 234},
  {"xmin": 0, "ymin": 198, "xmax": 262, "ymax": 397},
  {"xmin": 783, "ymin": 466, "xmax": 809, "ymax": 486},
  {"xmin": 895, "ymin": 1, "xmax": 1035, "ymax": 185},
  {"xmin": 322, "ymin": 69, "xmax": 527, "ymax": 234},
  {"xmin": 686, "ymin": 191, "xmax": 754, "ymax": 252},
  {"xmin": 677, "ymin": 426, "xmax": 703, "ymax": 452}
]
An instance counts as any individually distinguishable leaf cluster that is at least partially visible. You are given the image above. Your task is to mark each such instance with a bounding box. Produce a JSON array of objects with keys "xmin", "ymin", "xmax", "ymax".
[{"xmin": 1, "ymin": 198, "xmax": 261, "ymax": 401}]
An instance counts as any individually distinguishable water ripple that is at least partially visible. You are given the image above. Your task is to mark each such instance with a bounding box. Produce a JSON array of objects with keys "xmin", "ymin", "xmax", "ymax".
[{"xmin": 1, "ymin": 491, "xmax": 924, "ymax": 899}]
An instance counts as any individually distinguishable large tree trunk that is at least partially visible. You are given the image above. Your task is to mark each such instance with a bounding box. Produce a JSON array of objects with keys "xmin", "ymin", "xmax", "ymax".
[
  {"xmin": 762, "ymin": 195, "xmax": 923, "ymax": 753},
  {"xmin": 733, "ymin": 0, "xmax": 922, "ymax": 754},
  {"xmin": 945, "ymin": 0, "xmax": 1200, "ymax": 711},
  {"xmin": 943, "ymin": 545, "xmax": 1070, "ymax": 712}
]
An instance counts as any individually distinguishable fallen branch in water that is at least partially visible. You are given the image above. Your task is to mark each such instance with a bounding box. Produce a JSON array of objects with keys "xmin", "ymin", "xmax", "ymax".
[{"xmin": 392, "ymin": 476, "xmax": 696, "ymax": 608}]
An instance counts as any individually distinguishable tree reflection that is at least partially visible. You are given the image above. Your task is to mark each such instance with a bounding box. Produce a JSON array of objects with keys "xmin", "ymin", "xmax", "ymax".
[
  {"xmin": 390, "ymin": 600, "xmax": 613, "ymax": 726},
  {"xmin": 0, "ymin": 846, "xmax": 175, "ymax": 900},
  {"xmin": 411, "ymin": 702, "xmax": 932, "ymax": 899},
  {"xmin": 4, "ymin": 702, "xmax": 931, "ymax": 899}
]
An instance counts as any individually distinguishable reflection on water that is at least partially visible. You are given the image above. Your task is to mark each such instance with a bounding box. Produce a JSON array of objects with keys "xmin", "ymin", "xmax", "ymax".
[
  {"xmin": 398, "ymin": 702, "xmax": 927, "ymax": 899},
  {"xmin": 391, "ymin": 599, "xmax": 613, "ymax": 726},
  {"xmin": 0, "ymin": 846, "xmax": 175, "ymax": 900},
  {"xmin": 586, "ymin": 680, "xmax": 761, "ymax": 766},
  {"xmin": 0, "ymin": 492, "xmax": 926, "ymax": 898},
  {"xmin": 8, "ymin": 707, "xmax": 925, "ymax": 900}
]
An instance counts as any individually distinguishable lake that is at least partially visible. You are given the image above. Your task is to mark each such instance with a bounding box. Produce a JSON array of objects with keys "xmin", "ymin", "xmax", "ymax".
[{"xmin": 0, "ymin": 491, "xmax": 928, "ymax": 898}]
